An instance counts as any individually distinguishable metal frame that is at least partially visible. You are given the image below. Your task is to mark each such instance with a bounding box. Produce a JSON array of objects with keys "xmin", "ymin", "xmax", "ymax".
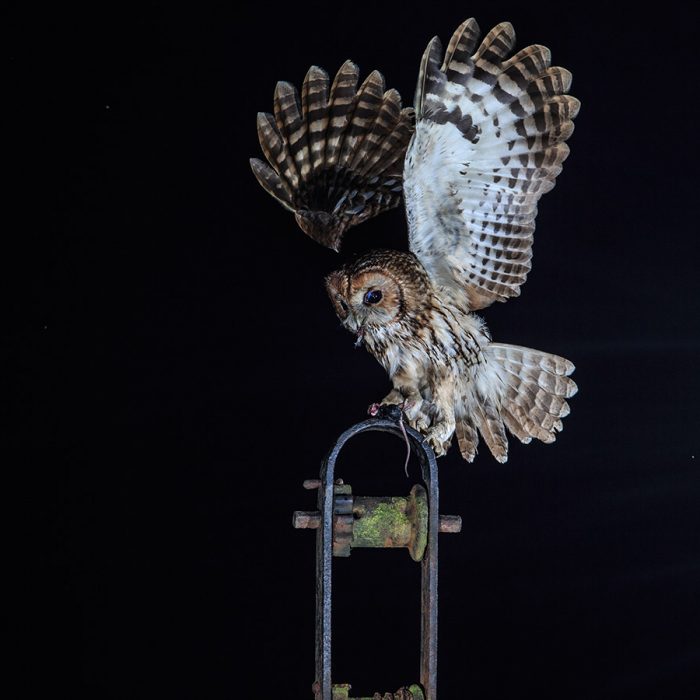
[{"xmin": 313, "ymin": 407, "xmax": 440, "ymax": 700}]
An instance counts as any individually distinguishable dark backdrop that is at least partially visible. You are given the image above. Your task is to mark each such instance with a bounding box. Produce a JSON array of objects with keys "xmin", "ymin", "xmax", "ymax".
[{"xmin": 12, "ymin": 1, "xmax": 700, "ymax": 698}]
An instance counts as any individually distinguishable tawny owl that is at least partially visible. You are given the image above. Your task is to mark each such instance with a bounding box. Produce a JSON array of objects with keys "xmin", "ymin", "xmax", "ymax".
[{"xmin": 250, "ymin": 18, "xmax": 579, "ymax": 462}]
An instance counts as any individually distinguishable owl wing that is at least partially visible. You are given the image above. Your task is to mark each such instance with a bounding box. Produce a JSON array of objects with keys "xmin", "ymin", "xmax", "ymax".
[
  {"xmin": 404, "ymin": 19, "xmax": 580, "ymax": 309},
  {"xmin": 250, "ymin": 62, "xmax": 414, "ymax": 252}
]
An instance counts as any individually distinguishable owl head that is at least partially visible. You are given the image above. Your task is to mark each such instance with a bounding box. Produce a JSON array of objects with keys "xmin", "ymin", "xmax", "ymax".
[{"xmin": 324, "ymin": 250, "xmax": 431, "ymax": 344}]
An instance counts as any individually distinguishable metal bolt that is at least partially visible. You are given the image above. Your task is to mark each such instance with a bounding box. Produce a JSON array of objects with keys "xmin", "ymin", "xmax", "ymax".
[
  {"xmin": 293, "ymin": 511, "xmax": 321, "ymax": 529},
  {"xmin": 301, "ymin": 478, "xmax": 344, "ymax": 489},
  {"xmin": 438, "ymin": 515, "xmax": 462, "ymax": 533}
]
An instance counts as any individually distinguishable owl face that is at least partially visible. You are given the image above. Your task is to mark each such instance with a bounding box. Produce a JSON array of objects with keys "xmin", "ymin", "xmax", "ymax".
[
  {"xmin": 325, "ymin": 267, "xmax": 404, "ymax": 343},
  {"xmin": 325, "ymin": 250, "xmax": 433, "ymax": 344}
]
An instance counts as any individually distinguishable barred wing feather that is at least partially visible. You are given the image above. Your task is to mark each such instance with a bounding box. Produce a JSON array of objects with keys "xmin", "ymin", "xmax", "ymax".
[
  {"xmin": 405, "ymin": 19, "xmax": 580, "ymax": 309},
  {"xmin": 251, "ymin": 62, "xmax": 414, "ymax": 252}
]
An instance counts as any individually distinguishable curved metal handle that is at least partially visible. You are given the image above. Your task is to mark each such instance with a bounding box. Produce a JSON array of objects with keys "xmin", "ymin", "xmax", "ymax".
[{"xmin": 314, "ymin": 406, "xmax": 440, "ymax": 700}]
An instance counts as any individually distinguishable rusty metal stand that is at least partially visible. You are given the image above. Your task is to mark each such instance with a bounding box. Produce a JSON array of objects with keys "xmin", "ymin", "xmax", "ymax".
[{"xmin": 293, "ymin": 406, "xmax": 462, "ymax": 700}]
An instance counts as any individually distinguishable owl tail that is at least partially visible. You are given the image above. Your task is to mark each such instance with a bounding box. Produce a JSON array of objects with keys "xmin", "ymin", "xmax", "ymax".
[{"xmin": 456, "ymin": 343, "xmax": 577, "ymax": 463}]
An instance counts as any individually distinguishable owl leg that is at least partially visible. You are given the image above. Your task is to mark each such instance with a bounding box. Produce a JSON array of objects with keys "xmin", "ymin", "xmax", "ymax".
[
  {"xmin": 393, "ymin": 384, "xmax": 431, "ymax": 434},
  {"xmin": 402, "ymin": 395, "xmax": 431, "ymax": 433},
  {"xmin": 380, "ymin": 388, "xmax": 404, "ymax": 406},
  {"xmin": 424, "ymin": 380, "xmax": 456, "ymax": 457}
]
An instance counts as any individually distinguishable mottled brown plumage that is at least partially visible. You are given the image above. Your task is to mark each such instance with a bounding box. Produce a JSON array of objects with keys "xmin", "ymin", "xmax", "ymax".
[
  {"xmin": 325, "ymin": 250, "xmax": 575, "ymax": 459},
  {"xmin": 250, "ymin": 18, "xmax": 580, "ymax": 461}
]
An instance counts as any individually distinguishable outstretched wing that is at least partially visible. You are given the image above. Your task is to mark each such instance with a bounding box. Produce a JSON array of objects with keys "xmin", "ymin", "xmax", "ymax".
[
  {"xmin": 250, "ymin": 62, "xmax": 414, "ymax": 252},
  {"xmin": 404, "ymin": 19, "xmax": 580, "ymax": 309}
]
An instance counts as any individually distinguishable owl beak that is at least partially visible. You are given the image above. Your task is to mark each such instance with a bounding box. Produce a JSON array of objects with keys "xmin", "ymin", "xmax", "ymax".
[{"xmin": 354, "ymin": 326, "xmax": 365, "ymax": 349}]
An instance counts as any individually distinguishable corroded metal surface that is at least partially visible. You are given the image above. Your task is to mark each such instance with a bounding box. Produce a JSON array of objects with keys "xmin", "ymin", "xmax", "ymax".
[
  {"xmin": 352, "ymin": 495, "xmax": 415, "ymax": 549},
  {"xmin": 331, "ymin": 684, "xmax": 425, "ymax": 699},
  {"xmin": 333, "ymin": 483, "xmax": 354, "ymax": 558},
  {"xmin": 294, "ymin": 484, "xmax": 434, "ymax": 561}
]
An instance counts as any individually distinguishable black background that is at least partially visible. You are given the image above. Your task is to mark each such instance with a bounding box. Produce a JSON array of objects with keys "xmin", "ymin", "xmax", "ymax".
[{"xmin": 12, "ymin": 1, "xmax": 700, "ymax": 698}]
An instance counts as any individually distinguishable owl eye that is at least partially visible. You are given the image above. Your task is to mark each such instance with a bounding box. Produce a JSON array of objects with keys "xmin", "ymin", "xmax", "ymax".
[
  {"xmin": 339, "ymin": 300, "xmax": 348, "ymax": 312},
  {"xmin": 364, "ymin": 290, "xmax": 383, "ymax": 305}
]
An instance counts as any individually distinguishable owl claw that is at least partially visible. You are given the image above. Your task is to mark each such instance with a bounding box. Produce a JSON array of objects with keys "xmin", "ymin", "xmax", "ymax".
[
  {"xmin": 367, "ymin": 402, "xmax": 381, "ymax": 417},
  {"xmin": 426, "ymin": 434, "xmax": 450, "ymax": 457},
  {"xmin": 425, "ymin": 419, "xmax": 454, "ymax": 458},
  {"xmin": 413, "ymin": 415, "xmax": 430, "ymax": 433}
]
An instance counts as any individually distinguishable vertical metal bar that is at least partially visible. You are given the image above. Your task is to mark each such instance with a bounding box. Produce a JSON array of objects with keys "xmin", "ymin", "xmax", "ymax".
[
  {"xmin": 315, "ymin": 452, "xmax": 336, "ymax": 700},
  {"xmin": 418, "ymin": 435, "xmax": 439, "ymax": 700}
]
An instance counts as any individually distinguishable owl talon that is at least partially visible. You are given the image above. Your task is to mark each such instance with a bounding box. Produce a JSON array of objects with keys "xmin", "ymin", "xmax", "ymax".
[
  {"xmin": 426, "ymin": 435, "xmax": 447, "ymax": 457},
  {"xmin": 401, "ymin": 396, "xmax": 426, "ymax": 422},
  {"xmin": 425, "ymin": 435, "xmax": 451, "ymax": 457},
  {"xmin": 413, "ymin": 415, "xmax": 431, "ymax": 434},
  {"xmin": 425, "ymin": 418, "xmax": 454, "ymax": 458},
  {"xmin": 367, "ymin": 403, "xmax": 381, "ymax": 417}
]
